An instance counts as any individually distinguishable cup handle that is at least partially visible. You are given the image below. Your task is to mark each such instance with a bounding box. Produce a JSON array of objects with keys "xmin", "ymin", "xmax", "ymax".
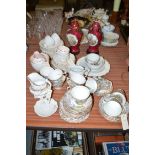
[{"xmin": 84, "ymin": 67, "xmax": 91, "ymax": 77}]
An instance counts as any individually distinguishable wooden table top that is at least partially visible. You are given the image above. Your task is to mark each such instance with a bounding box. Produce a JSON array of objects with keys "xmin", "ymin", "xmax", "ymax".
[{"xmin": 26, "ymin": 21, "xmax": 129, "ymax": 130}]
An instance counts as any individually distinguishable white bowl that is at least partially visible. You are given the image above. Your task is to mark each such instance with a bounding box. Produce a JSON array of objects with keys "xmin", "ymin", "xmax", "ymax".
[
  {"xmin": 48, "ymin": 69, "xmax": 63, "ymax": 81},
  {"xmin": 40, "ymin": 66, "xmax": 54, "ymax": 77},
  {"xmin": 85, "ymin": 53, "xmax": 100, "ymax": 65},
  {"xmin": 103, "ymin": 101, "xmax": 122, "ymax": 117},
  {"xmin": 70, "ymin": 73, "xmax": 86, "ymax": 85},
  {"xmin": 71, "ymin": 86, "xmax": 90, "ymax": 101},
  {"xmin": 85, "ymin": 77, "xmax": 97, "ymax": 93}
]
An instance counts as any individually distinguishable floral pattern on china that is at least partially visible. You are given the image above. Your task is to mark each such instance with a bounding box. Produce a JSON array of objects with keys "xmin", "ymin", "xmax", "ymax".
[
  {"xmin": 66, "ymin": 33, "xmax": 78, "ymax": 46},
  {"xmin": 87, "ymin": 33, "xmax": 98, "ymax": 46}
]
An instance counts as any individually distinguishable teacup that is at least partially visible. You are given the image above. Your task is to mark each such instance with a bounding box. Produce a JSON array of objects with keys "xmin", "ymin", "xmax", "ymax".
[
  {"xmin": 29, "ymin": 82, "xmax": 52, "ymax": 99},
  {"xmin": 102, "ymin": 24, "xmax": 115, "ymax": 34},
  {"xmin": 69, "ymin": 65, "xmax": 85, "ymax": 75},
  {"xmin": 69, "ymin": 73, "xmax": 86, "ymax": 86},
  {"xmin": 85, "ymin": 77, "xmax": 97, "ymax": 93},
  {"xmin": 30, "ymin": 51, "xmax": 50, "ymax": 72},
  {"xmin": 85, "ymin": 53, "xmax": 100, "ymax": 65},
  {"xmin": 70, "ymin": 86, "xmax": 90, "ymax": 101},
  {"xmin": 48, "ymin": 69, "xmax": 65, "ymax": 89},
  {"xmin": 40, "ymin": 66, "xmax": 54, "ymax": 78},
  {"xmin": 104, "ymin": 32, "xmax": 119, "ymax": 43},
  {"xmin": 27, "ymin": 72, "xmax": 47, "ymax": 86},
  {"xmin": 53, "ymin": 45, "xmax": 70, "ymax": 63},
  {"xmin": 103, "ymin": 99, "xmax": 122, "ymax": 117}
]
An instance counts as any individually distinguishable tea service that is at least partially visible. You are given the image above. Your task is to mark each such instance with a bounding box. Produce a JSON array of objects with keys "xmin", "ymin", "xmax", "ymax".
[
  {"xmin": 59, "ymin": 86, "xmax": 93, "ymax": 123},
  {"xmin": 99, "ymin": 89, "xmax": 128, "ymax": 122}
]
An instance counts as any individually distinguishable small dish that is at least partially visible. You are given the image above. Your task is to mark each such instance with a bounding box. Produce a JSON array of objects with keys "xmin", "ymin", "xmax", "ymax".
[
  {"xmin": 34, "ymin": 98, "xmax": 58, "ymax": 117},
  {"xmin": 70, "ymin": 86, "xmax": 90, "ymax": 101}
]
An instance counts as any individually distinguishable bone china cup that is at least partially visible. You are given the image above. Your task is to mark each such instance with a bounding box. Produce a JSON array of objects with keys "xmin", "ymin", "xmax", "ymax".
[
  {"xmin": 70, "ymin": 73, "xmax": 86, "ymax": 85},
  {"xmin": 40, "ymin": 66, "xmax": 54, "ymax": 78},
  {"xmin": 85, "ymin": 77, "xmax": 97, "ymax": 93},
  {"xmin": 70, "ymin": 86, "xmax": 90, "ymax": 101},
  {"xmin": 103, "ymin": 100, "xmax": 122, "ymax": 117},
  {"xmin": 85, "ymin": 53, "xmax": 100, "ymax": 65}
]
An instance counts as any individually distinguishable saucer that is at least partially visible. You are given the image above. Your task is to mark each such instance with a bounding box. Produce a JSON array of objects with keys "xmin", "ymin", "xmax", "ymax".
[
  {"xmin": 99, "ymin": 96, "xmax": 128, "ymax": 122},
  {"xmin": 77, "ymin": 56, "xmax": 110, "ymax": 76},
  {"xmin": 94, "ymin": 78, "xmax": 113, "ymax": 96},
  {"xmin": 34, "ymin": 98, "xmax": 58, "ymax": 117},
  {"xmin": 101, "ymin": 40, "xmax": 118, "ymax": 47}
]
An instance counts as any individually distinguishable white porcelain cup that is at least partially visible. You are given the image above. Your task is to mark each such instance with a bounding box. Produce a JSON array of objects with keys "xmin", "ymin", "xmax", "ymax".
[
  {"xmin": 104, "ymin": 32, "xmax": 119, "ymax": 43},
  {"xmin": 27, "ymin": 72, "xmax": 46, "ymax": 86},
  {"xmin": 85, "ymin": 53, "xmax": 100, "ymax": 65},
  {"xmin": 30, "ymin": 51, "xmax": 50, "ymax": 72},
  {"xmin": 85, "ymin": 77, "xmax": 98, "ymax": 93},
  {"xmin": 40, "ymin": 66, "xmax": 54, "ymax": 78},
  {"xmin": 48, "ymin": 69, "xmax": 65, "ymax": 89},
  {"xmin": 103, "ymin": 100, "xmax": 122, "ymax": 117},
  {"xmin": 70, "ymin": 86, "xmax": 90, "ymax": 101},
  {"xmin": 69, "ymin": 73, "xmax": 86, "ymax": 85},
  {"xmin": 53, "ymin": 45, "xmax": 70, "ymax": 63},
  {"xmin": 69, "ymin": 65, "xmax": 85, "ymax": 75}
]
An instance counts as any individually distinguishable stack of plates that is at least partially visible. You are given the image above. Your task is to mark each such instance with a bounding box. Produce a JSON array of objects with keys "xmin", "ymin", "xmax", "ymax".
[{"xmin": 77, "ymin": 56, "xmax": 110, "ymax": 77}]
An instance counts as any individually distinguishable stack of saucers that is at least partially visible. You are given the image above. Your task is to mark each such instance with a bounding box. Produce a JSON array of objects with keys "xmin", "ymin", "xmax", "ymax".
[{"xmin": 59, "ymin": 86, "xmax": 92, "ymax": 123}]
